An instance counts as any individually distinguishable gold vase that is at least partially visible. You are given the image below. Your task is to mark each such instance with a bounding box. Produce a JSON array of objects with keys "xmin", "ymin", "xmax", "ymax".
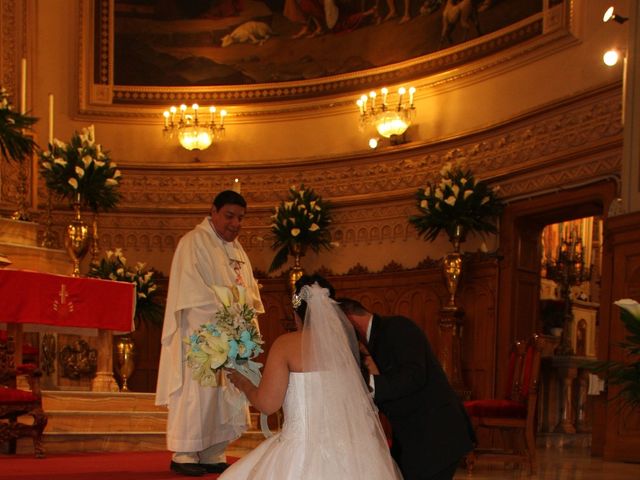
[
  {"xmin": 89, "ymin": 212, "xmax": 100, "ymax": 266},
  {"xmin": 288, "ymin": 243, "xmax": 306, "ymax": 295},
  {"xmin": 115, "ymin": 335, "xmax": 136, "ymax": 392},
  {"xmin": 443, "ymin": 225, "xmax": 465, "ymax": 308},
  {"xmin": 443, "ymin": 252, "xmax": 463, "ymax": 308},
  {"xmin": 65, "ymin": 196, "xmax": 90, "ymax": 277}
]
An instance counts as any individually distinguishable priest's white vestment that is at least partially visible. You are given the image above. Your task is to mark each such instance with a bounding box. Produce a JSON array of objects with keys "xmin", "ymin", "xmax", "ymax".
[{"xmin": 156, "ymin": 217, "xmax": 264, "ymax": 453}]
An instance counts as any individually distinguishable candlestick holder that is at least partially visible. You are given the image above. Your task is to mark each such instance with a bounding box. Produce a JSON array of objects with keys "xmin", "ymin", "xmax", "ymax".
[{"xmin": 544, "ymin": 235, "xmax": 591, "ymax": 355}]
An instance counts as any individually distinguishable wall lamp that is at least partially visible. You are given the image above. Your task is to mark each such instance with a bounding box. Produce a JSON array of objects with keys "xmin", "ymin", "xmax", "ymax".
[
  {"xmin": 603, "ymin": 6, "xmax": 628, "ymax": 24},
  {"xmin": 357, "ymin": 86, "xmax": 416, "ymax": 143},
  {"xmin": 163, "ymin": 104, "xmax": 227, "ymax": 151}
]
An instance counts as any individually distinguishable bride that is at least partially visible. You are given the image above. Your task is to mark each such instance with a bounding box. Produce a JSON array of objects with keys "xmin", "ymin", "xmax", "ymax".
[{"xmin": 221, "ymin": 275, "xmax": 403, "ymax": 479}]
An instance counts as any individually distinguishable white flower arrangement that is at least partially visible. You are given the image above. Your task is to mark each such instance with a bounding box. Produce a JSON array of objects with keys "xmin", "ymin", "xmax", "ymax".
[
  {"xmin": 410, "ymin": 161, "xmax": 504, "ymax": 243},
  {"xmin": 87, "ymin": 248, "xmax": 163, "ymax": 327},
  {"xmin": 0, "ymin": 86, "xmax": 38, "ymax": 165},
  {"xmin": 269, "ymin": 184, "xmax": 332, "ymax": 272},
  {"xmin": 39, "ymin": 125, "xmax": 121, "ymax": 211},
  {"xmin": 184, "ymin": 285, "xmax": 264, "ymax": 387}
]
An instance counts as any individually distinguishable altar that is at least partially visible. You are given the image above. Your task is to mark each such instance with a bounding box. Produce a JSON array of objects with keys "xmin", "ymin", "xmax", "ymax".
[{"xmin": 0, "ymin": 268, "xmax": 135, "ymax": 392}]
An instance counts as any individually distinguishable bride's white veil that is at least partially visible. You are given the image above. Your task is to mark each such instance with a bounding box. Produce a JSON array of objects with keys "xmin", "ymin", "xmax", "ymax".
[{"xmin": 295, "ymin": 282, "xmax": 402, "ymax": 479}]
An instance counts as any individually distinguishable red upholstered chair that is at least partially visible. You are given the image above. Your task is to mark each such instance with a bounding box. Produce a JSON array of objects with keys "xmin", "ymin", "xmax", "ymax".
[
  {"xmin": 0, "ymin": 335, "xmax": 47, "ymax": 458},
  {"xmin": 0, "ymin": 330, "xmax": 39, "ymax": 365},
  {"xmin": 463, "ymin": 334, "xmax": 543, "ymax": 475}
]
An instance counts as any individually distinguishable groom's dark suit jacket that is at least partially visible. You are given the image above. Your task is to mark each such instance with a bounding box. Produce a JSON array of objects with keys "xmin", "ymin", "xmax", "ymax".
[{"xmin": 368, "ymin": 314, "xmax": 474, "ymax": 480}]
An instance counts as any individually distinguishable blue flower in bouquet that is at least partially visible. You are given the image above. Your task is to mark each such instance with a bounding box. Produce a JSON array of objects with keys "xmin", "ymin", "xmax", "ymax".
[{"xmin": 184, "ymin": 285, "xmax": 263, "ymax": 387}]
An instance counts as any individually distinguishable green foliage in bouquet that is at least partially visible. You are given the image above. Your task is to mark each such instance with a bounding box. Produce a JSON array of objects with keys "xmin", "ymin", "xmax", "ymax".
[
  {"xmin": 409, "ymin": 161, "xmax": 504, "ymax": 242},
  {"xmin": 586, "ymin": 299, "xmax": 640, "ymax": 411},
  {"xmin": 269, "ymin": 184, "xmax": 332, "ymax": 272},
  {"xmin": 0, "ymin": 87, "xmax": 38, "ymax": 164},
  {"xmin": 39, "ymin": 125, "xmax": 120, "ymax": 212},
  {"xmin": 87, "ymin": 248, "xmax": 164, "ymax": 328}
]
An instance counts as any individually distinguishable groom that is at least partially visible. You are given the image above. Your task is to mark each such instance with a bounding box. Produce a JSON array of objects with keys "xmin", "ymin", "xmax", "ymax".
[{"xmin": 338, "ymin": 298, "xmax": 474, "ymax": 480}]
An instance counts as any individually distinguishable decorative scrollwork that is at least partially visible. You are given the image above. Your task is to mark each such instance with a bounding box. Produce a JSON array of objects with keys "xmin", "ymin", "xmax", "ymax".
[{"xmin": 58, "ymin": 339, "xmax": 97, "ymax": 380}]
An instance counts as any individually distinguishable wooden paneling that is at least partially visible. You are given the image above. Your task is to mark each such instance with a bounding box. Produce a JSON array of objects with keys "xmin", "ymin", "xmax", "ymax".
[
  {"xmin": 250, "ymin": 258, "xmax": 500, "ymax": 401},
  {"xmin": 599, "ymin": 210, "xmax": 640, "ymax": 462}
]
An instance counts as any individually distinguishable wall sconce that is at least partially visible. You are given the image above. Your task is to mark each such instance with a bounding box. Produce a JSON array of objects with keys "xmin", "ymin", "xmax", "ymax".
[
  {"xmin": 163, "ymin": 104, "xmax": 227, "ymax": 151},
  {"xmin": 357, "ymin": 86, "xmax": 416, "ymax": 140},
  {"xmin": 603, "ymin": 6, "xmax": 628, "ymax": 24}
]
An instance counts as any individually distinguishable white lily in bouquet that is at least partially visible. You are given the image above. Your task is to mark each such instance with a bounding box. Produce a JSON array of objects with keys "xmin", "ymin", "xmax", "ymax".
[
  {"xmin": 184, "ymin": 284, "xmax": 272, "ymax": 436},
  {"xmin": 184, "ymin": 284, "xmax": 264, "ymax": 388}
]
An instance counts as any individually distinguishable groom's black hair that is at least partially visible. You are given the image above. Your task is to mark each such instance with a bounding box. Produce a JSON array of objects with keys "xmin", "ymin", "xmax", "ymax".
[{"xmin": 293, "ymin": 274, "xmax": 335, "ymax": 321}]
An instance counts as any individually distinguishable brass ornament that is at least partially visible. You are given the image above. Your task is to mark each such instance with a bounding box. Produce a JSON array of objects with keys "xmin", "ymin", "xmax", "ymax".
[
  {"xmin": 65, "ymin": 195, "xmax": 90, "ymax": 277},
  {"xmin": 115, "ymin": 335, "xmax": 136, "ymax": 392}
]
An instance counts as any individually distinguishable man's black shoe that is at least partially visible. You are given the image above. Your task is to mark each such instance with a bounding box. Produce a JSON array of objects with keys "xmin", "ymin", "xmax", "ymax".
[
  {"xmin": 200, "ymin": 462, "xmax": 230, "ymax": 474},
  {"xmin": 170, "ymin": 461, "xmax": 206, "ymax": 477}
]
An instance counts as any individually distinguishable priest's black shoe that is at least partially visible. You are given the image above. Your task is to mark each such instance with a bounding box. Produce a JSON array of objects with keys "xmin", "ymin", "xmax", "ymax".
[
  {"xmin": 170, "ymin": 461, "xmax": 206, "ymax": 476},
  {"xmin": 200, "ymin": 462, "xmax": 229, "ymax": 474}
]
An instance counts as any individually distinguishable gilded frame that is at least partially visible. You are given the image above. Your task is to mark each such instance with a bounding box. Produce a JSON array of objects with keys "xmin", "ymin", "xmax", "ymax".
[{"xmin": 78, "ymin": 0, "xmax": 574, "ymax": 117}]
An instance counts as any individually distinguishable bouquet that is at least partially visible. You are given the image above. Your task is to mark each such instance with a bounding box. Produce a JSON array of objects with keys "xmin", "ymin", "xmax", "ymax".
[
  {"xmin": 0, "ymin": 86, "xmax": 38, "ymax": 164},
  {"xmin": 39, "ymin": 125, "xmax": 121, "ymax": 212},
  {"xmin": 586, "ymin": 299, "xmax": 640, "ymax": 410},
  {"xmin": 87, "ymin": 248, "xmax": 163, "ymax": 328},
  {"xmin": 269, "ymin": 184, "xmax": 332, "ymax": 272},
  {"xmin": 185, "ymin": 285, "xmax": 264, "ymax": 387},
  {"xmin": 409, "ymin": 161, "xmax": 504, "ymax": 243}
]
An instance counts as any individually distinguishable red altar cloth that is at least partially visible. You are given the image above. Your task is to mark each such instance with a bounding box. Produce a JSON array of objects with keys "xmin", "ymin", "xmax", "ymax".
[{"xmin": 0, "ymin": 269, "xmax": 135, "ymax": 332}]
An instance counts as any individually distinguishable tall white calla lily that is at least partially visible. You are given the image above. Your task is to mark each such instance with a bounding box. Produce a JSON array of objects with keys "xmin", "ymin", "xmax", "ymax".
[
  {"xmin": 614, "ymin": 298, "xmax": 640, "ymax": 319},
  {"xmin": 213, "ymin": 285, "xmax": 233, "ymax": 307}
]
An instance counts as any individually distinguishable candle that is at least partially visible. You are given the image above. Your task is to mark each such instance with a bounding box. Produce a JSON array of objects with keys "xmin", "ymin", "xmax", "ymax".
[
  {"xmin": 209, "ymin": 106, "xmax": 216, "ymax": 125},
  {"xmin": 397, "ymin": 87, "xmax": 406, "ymax": 109},
  {"xmin": 48, "ymin": 93, "xmax": 54, "ymax": 144},
  {"xmin": 381, "ymin": 88, "xmax": 388, "ymax": 107},
  {"xmin": 409, "ymin": 87, "xmax": 416, "ymax": 107},
  {"xmin": 233, "ymin": 178, "xmax": 241, "ymax": 193},
  {"xmin": 163, "ymin": 111, "xmax": 169, "ymax": 128},
  {"xmin": 220, "ymin": 109, "xmax": 227, "ymax": 127},
  {"xmin": 192, "ymin": 103, "xmax": 199, "ymax": 123},
  {"xmin": 356, "ymin": 99, "xmax": 364, "ymax": 115},
  {"xmin": 369, "ymin": 91, "xmax": 376, "ymax": 111},
  {"xmin": 179, "ymin": 104, "xmax": 186, "ymax": 122},
  {"xmin": 20, "ymin": 58, "xmax": 27, "ymax": 114},
  {"xmin": 170, "ymin": 106, "xmax": 177, "ymax": 124}
]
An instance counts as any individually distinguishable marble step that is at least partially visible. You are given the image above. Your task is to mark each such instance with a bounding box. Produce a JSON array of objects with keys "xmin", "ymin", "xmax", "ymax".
[
  {"xmin": 19, "ymin": 390, "xmax": 272, "ymax": 455},
  {"xmin": 43, "ymin": 390, "xmax": 166, "ymax": 412}
]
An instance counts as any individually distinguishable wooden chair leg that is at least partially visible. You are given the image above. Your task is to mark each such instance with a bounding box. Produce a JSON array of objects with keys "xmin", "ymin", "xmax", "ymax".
[
  {"xmin": 464, "ymin": 450, "xmax": 476, "ymax": 474},
  {"xmin": 525, "ymin": 427, "xmax": 536, "ymax": 474}
]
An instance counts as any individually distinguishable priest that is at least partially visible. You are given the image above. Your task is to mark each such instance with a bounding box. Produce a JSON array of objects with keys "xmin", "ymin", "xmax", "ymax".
[{"xmin": 156, "ymin": 190, "xmax": 264, "ymax": 477}]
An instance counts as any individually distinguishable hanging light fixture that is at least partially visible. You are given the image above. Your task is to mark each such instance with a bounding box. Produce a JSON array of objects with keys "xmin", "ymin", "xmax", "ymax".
[
  {"xmin": 357, "ymin": 86, "xmax": 416, "ymax": 141},
  {"xmin": 162, "ymin": 104, "xmax": 227, "ymax": 151}
]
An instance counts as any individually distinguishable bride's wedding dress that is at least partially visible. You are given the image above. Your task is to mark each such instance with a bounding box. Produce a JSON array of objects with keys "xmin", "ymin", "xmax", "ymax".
[
  {"xmin": 220, "ymin": 283, "xmax": 402, "ymax": 479},
  {"xmin": 220, "ymin": 372, "xmax": 401, "ymax": 479}
]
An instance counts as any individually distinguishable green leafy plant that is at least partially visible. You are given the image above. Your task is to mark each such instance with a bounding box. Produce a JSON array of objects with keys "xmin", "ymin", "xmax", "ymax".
[
  {"xmin": 409, "ymin": 161, "xmax": 504, "ymax": 242},
  {"xmin": 39, "ymin": 125, "xmax": 120, "ymax": 212},
  {"xmin": 87, "ymin": 248, "xmax": 163, "ymax": 328},
  {"xmin": 0, "ymin": 87, "xmax": 38, "ymax": 164},
  {"xmin": 269, "ymin": 184, "xmax": 332, "ymax": 272},
  {"xmin": 586, "ymin": 299, "xmax": 640, "ymax": 410}
]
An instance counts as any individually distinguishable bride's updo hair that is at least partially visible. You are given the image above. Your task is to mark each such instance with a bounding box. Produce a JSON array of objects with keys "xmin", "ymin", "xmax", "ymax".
[{"xmin": 293, "ymin": 274, "xmax": 335, "ymax": 321}]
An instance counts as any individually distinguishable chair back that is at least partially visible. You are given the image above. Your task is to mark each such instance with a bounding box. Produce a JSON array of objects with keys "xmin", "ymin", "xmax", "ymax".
[
  {"xmin": 0, "ymin": 335, "xmax": 17, "ymax": 387},
  {"xmin": 512, "ymin": 335, "xmax": 543, "ymax": 406}
]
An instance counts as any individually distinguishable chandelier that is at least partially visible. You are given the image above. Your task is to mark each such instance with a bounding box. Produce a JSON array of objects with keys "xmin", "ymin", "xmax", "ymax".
[
  {"xmin": 357, "ymin": 86, "xmax": 416, "ymax": 140},
  {"xmin": 163, "ymin": 104, "xmax": 227, "ymax": 151}
]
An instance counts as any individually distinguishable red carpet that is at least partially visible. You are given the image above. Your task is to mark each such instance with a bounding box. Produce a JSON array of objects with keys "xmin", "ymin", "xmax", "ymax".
[{"xmin": 0, "ymin": 451, "xmax": 237, "ymax": 480}]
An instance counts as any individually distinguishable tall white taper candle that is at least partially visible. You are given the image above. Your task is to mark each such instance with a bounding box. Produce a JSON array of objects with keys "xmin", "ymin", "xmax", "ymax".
[
  {"xmin": 48, "ymin": 94, "xmax": 54, "ymax": 144},
  {"xmin": 20, "ymin": 58, "xmax": 27, "ymax": 114}
]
